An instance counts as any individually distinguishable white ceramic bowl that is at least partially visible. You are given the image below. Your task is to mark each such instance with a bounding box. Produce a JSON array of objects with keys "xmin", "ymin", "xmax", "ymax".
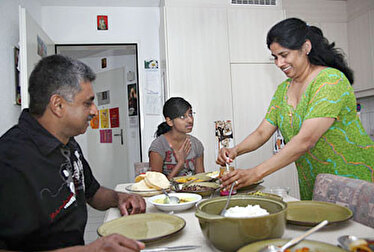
[{"xmin": 148, "ymin": 193, "xmax": 202, "ymax": 212}]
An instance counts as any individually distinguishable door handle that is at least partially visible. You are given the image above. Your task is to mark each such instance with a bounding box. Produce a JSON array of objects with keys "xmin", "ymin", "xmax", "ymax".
[{"xmin": 114, "ymin": 129, "xmax": 123, "ymax": 145}]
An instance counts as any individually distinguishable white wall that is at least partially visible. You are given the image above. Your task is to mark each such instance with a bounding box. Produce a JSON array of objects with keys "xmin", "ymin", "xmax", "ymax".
[
  {"xmin": 78, "ymin": 54, "xmax": 142, "ymax": 182},
  {"xmin": 283, "ymin": 0, "xmax": 348, "ymax": 56},
  {"xmin": 0, "ymin": 0, "xmax": 43, "ymax": 135},
  {"xmin": 41, "ymin": 6, "xmax": 163, "ymax": 163},
  {"xmin": 348, "ymin": 0, "xmax": 374, "ymax": 139}
]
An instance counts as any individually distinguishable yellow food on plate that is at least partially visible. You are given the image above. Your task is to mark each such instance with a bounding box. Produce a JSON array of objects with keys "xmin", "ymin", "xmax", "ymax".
[
  {"xmin": 349, "ymin": 239, "xmax": 372, "ymax": 252},
  {"xmin": 174, "ymin": 176, "xmax": 203, "ymax": 183},
  {"xmin": 205, "ymin": 171, "xmax": 219, "ymax": 178},
  {"xmin": 135, "ymin": 174, "xmax": 146, "ymax": 183}
]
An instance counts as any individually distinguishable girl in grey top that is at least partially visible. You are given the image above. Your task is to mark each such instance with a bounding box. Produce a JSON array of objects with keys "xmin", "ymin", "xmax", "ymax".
[{"xmin": 148, "ymin": 97, "xmax": 205, "ymax": 179}]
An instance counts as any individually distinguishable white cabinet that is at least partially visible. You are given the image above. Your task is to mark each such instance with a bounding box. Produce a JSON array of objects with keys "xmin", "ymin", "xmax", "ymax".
[
  {"xmin": 228, "ymin": 8, "xmax": 285, "ymax": 63},
  {"xmin": 348, "ymin": 9, "xmax": 374, "ymax": 97},
  {"xmin": 161, "ymin": 2, "xmax": 299, "ymax": 197},
  {"xmin": 231, "ymin": 63, "xmax": 299, "ymax": 198},
  {"xmin": 161, "ymin": 5, "xmax": 232, "ymax": 169}
]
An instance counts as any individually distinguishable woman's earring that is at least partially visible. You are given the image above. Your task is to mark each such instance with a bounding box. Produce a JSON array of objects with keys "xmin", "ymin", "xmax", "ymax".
[{"xmin": 307, "ymin": 51, "xmax": 310, "ymax": 55}]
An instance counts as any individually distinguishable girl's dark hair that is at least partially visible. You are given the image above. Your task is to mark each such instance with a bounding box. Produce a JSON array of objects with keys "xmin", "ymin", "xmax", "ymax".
[
  {"xmin": 155, "ymin": 97, "xmax": 192, "ymax": 137},
  {"xmin": 266, "ymin": 17, "xmax": 354, "ymax": 84}
]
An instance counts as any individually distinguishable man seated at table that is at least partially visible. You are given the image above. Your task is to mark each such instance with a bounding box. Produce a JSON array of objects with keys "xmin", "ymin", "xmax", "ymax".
[{"xmin": 0, "ymin": 55, "xmax": 146, "ymax": 251}]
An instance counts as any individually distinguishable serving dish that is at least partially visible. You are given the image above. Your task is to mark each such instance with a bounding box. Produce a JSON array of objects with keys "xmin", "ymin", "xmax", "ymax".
[
  {"xmin": 172, "ymin": 173, "xmax": 212, "ymax": 183},
  {"xmin": 338, "ymin": 235, "xmax": 374, "ymax": 251},
  {"xmin": 237, "ymin": 179, "xmax": 264, "ymax": 192},
  {"xmin": 172, "ymin": 181, "xmax": 220, "ymax": 197},
  {"xmin": 195, "ymin": 194, "xmax": 287, "ymax": 251},
  {"xmin": 238, "ymin": 238, "xmax": 345, "ymax": 252},
  {"xmin": 97, "ymin": 213, "xmax": 185, "ymax": 242},
  {"xmin": 125, "ymin": 184, "xmax": 165, "ymax": 197},
  {"xmin": 287, "ymin": 200, "xmax": 353, "ymax": 226},
  {"xmin": 148, "ymin": 193, "xmax": 202, "ymax": 212}
]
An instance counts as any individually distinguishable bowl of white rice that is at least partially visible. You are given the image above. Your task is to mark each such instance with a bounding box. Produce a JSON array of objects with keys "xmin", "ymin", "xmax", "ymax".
[
  {"xmin": 195, "ymin": 194, "xmax": 287, "ymax": 252},
  {"xmin": 223, "ymin": 204, "xmax": 269, "ymax": 218}
]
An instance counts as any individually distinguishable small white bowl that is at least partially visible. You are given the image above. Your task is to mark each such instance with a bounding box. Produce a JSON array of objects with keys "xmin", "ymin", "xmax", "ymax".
[
  {"xmin": 261, "ymin": 187, "xmax": 290, "ymax": 198},
  {"xmin": 148, "ymin": 193, "xmax": 202, "ymax": 212}
]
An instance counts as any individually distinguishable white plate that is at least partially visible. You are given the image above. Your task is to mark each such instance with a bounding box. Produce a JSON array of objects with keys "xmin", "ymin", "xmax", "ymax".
[
  {"xmin": 148, "ymin": 193, "xmax": 202, "ymax": 212},
  {"xmin": 125, "ymin": 184, "xmax": 164, "ymax": 197}
]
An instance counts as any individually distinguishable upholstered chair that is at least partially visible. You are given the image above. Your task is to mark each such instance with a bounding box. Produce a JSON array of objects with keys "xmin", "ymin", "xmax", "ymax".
[{"xmin": 313, "ymin": 173, "xmax": 374, "ymax": 228}]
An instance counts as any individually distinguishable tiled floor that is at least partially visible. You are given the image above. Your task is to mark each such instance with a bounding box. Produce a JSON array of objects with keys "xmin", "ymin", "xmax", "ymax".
[{"xmin": 84, "ymin": 206, "xmax": 105, "ymax": 244}]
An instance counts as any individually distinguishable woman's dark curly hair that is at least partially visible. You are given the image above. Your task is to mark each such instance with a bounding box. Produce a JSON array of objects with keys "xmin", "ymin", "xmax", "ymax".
[{"xmin": 266, "ymin": 17, "xmax": 354, "ymax": 84}]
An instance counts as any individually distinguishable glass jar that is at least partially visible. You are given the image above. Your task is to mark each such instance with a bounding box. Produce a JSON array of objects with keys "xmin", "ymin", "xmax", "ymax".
[{"xmin": 219, "ymin": 165, "xmax": 237, "ymax": 196}]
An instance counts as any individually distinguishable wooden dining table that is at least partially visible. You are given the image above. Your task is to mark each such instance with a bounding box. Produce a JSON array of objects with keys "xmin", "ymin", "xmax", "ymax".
[{"xmin": 103, "ymin": 183, "xmax": 374, "ymax": 251}]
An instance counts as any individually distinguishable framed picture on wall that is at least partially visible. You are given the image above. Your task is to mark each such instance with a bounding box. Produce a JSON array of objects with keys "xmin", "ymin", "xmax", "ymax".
[
  {"xmin": 101, "ymin": 58, "xmax": 107, "ymax": 68},
  {"xmin": 97, "ymin": 15, "xmax": 108, "ymax": 30},
  {"xmin": 127, "ymin": 83, "xmax": 138, "ymax": 116},
  {"xmin": 14, "ymin": 47, "xmax": 21, "ymax": 105}
]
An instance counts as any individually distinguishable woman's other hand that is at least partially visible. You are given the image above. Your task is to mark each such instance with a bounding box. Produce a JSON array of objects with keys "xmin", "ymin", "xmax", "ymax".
[
  {"xmin": 220, "ymin": 168, "xmax": 262, "ymax": 190},
  {"xmin": 216, "ymin": 147, "xmax": 237, "ymax": 166}
]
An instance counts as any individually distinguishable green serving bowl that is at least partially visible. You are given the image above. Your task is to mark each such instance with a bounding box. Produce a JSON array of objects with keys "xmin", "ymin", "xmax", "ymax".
[{"xmin": 195, "ymin": 194, "xmax": 287, "ymax": 252}]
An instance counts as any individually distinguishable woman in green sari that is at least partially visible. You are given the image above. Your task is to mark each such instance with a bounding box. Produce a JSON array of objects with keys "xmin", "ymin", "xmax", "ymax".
[{"xmin": 217, "ymin": 18, "xmax": 374, "ymax": 200}]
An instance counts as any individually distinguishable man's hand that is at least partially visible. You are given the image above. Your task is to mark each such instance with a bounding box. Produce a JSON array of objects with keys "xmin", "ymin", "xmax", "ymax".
[
  {"xmin": 117, "ymin": 192, "xmax": 146, "ymax": 216},
  {"xmin": 86, "ymin": 234, "xmax": 145, "ymax": 252}
]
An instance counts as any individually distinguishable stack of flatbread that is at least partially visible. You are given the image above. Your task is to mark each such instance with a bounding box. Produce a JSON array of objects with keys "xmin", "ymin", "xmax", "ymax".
[{"xmin": 131, "ymin": 171, "xmax": 170, "ymax": 191}]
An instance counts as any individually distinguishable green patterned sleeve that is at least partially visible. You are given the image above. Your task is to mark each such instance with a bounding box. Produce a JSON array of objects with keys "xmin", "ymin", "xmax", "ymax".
[
  {"xmin": 304, "ymin": 69, "xmax": 353, "ymax": 120},
  {"xmin": 265, "ymin": 82, "xmax": 285, "ymax": 127}
]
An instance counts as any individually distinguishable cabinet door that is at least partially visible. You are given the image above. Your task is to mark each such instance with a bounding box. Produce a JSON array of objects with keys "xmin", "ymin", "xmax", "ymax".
[
  {"xmin": 228, "ymin": 8, "xmax": 284, "ymax": 63},
  {"xmin": 348, "ymin": 11, "xmax": 374, "ymax": 95},
  {"xmin": 231, "ymin": 63, "xmax": 300, "ymax": 198},
  {"xmin": 164, "ymin": 6, "xmax": 232, "ymax": 169}
]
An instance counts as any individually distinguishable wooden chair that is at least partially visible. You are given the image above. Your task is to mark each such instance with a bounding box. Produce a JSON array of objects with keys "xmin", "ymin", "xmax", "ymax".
[
  {"xmin": 313, "ymin": 173, "xmax": 374, "ymax": 228},
  {"xmin": 134, "ymin": 162, "xmax": 150, "ymax": 177}
]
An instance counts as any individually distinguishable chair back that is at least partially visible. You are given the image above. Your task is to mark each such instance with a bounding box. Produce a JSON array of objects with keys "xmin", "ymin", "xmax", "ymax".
[
  {"xmin": 313, "ymin": 173, "xmax": 374, "ymax": 228},
  {"xmin": 134, "ymin": 162, "xmax": 150, "ymax": 177}
]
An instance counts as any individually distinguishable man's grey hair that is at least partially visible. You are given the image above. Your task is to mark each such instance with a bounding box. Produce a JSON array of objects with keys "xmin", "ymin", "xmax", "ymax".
[{"xmin": 28, "ymin": 54, "xmax": 96, "ymax": 116}]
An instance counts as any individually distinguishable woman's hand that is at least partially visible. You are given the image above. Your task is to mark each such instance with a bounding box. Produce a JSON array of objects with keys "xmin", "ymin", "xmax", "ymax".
[
  {"xmin": 216, "ymin": 147, "xmax": 238, "ymax": 166},
  {"xmin": 220, "ymin": 168, "xmax": 262, "ymax": 191},
  {"xmin": 174, "ymin": 137, "xmax": 191, "ymax": 164}
]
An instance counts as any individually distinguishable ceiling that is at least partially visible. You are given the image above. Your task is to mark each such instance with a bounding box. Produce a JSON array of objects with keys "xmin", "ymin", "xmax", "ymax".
[
  {"xmin": 38, "ymin": 0, "xmax": 345, "ymax": 6},
  {"xmin": 39, "ymin": 0, "xmax": 161, "ymax": 7}
]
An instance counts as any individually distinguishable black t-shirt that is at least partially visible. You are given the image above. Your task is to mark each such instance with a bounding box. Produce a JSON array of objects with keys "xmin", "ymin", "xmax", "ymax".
[{"xmin": 0, "ymin": 109, "xmax": 100, "ymax": 251}]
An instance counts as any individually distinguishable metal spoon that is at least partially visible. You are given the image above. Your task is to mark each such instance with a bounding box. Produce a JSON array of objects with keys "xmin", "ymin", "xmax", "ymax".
[
  {"xmin": 162, "ymin": 189, "xmax": 180, "ymax": 204},
  {"xmin": 338, "ymin": 235, "xmax": 372, "ymax": 251},
  {"xmin": 258, "ymin": 220, "xmax": 329, "ymax": 252},
  {"xmin": 220, "ymin": 182, "xmax": 235, "ymax": 216}
]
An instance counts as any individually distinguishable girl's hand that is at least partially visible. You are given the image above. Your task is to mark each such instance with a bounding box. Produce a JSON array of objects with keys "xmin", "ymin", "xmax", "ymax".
[
  {"xmin": 216, "ymin": 147, "xmax": 237, "ymax": 166},
  {"xmin": 174, "ymin": 137, "xmax": 191, "ymax": 164}
]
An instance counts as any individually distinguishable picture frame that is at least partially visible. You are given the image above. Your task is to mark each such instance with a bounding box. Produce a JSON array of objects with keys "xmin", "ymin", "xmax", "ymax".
[
  {"xmin": 14, "ymin": 47, "xmax": 21, "ymax": 105},
  {"xmin": 97, "ymin": 15, "xmax": 108, "ymax": 30},
  {"xmin": 101, "ymin": 58, "xmax": 107, "ymax": 68},
  {"xmin": 127, "ymin": 84, "xmax": 138, "ymax": 116}
]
